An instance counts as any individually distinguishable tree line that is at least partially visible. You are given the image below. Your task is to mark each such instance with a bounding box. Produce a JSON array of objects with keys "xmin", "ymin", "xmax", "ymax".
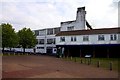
[{"xmin": 0, "ymin": 23, "xmax": 37, "ymax": 53}]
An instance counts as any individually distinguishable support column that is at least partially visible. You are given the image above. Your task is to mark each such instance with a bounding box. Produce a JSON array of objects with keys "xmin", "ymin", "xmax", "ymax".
[
  {"xmin": 67, "ymin": 47, "xmax": 69, "ymax": 58},
  {"xmin": 93, "ymin": 46, "xmax": 95, "ymax": 58},
  {"xmin": 80, "ymin": 49, "xmax": 82, "ymax": 58},
  {"xmin": 107, "ymin": 48, "xmax": 109, "ymax": 58}
]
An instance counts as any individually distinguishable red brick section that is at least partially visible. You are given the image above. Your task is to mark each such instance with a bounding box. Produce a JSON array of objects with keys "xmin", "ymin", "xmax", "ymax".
[{"xmin": 2, "ymin": 55, "xmax": 118, "ymax": 78}]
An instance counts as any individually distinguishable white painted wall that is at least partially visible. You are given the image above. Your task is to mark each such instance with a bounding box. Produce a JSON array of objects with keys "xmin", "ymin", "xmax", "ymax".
[
  {"xmin": 5, "ymin": 48, "xmax": 34, "ymax": 53},
  {"xmin": 35, "ymin": 33, "xmax": 56, "ymax": 53},
  {"xmin": 75, "ymin": 8, "xmax": 86, "ymax": 30},
  {"xmin": 118, "ymin": 34, "xmax": 120, "ymax": 43},
  {"xmin": 39, "ymin": 29, "xmax": 46, "ymax": 36},
  {"xmin": 5, "ymin": 34, "xmax": 119, "ymax": 53},
  {"xmin": 35, "ymin": 45, "xmax": 45, "ymax": 53},
  {"xmin": 56, "ymin": 34, "xmax": 120, "ymax": 45},
  {"xmin": 61, "ymin": 21, "xmax": 76, "ymax": 31},
  {"xmin": 61, "ymin": 7, "xmax": 86, "ymax": 31}
]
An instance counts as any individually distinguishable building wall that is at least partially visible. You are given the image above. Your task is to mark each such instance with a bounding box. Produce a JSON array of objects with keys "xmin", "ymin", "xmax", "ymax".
[
  {"xmin": 61, "ymin": 21, "xmax": 76, "ymax": 31},
  {"xmin": 75, "ymin": 7, "xmax": 86, "ymax": 30},
  {"xmin": 34, "ymin": 27, "xmax": 60, "ymax": 54},
  {"xmin": 61, "ymin": 7, "xmax": 86, "ymax": 31},
  {"xmin": 118, "ymin": 34, "xmax": 120, "ymax": 43},
  {"xmin": 34, "ymin": 7, "xmax": 87, "ymax": 54},
  {"xmin": 56, "ymin": 34, "xmax": 120, "ymax": 45}
]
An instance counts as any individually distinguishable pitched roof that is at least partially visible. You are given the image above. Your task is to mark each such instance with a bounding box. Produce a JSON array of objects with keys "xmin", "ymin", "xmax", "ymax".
[{"xmin": 56, "ymin": 27, "xmax": 120, "ymax": 36}]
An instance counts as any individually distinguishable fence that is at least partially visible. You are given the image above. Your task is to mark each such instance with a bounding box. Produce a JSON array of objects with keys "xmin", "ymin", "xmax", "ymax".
[{"xmin": 64, "ymin": 57, "xmax": 118, "ymax": 71}]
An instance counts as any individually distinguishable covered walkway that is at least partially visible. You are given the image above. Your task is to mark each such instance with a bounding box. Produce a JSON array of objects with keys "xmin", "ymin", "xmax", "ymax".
[{"xmin": 56, "ymin": 44, "xmax": 120, "ymax": 58}]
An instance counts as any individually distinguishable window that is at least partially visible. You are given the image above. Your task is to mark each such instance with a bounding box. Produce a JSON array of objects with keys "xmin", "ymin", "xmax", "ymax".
[
  {"xmin": 71, "ymin": 36, "xmax": 76, "ymax": 42},
  {"xmin": 39, "ymin": 30, "xmax": 45, "ymax": 36},
  {"xmin": 34, "ymin": 30, "xmax": 39, "ymax": 36},
  {"xmin": 67, "ymin": 26, "xmax": 74, "ymax": 31},
  {"xmin": 47, "ymin": 38, "xmax": 55, "ymax": 44},
  {"xmin": 71, "ymin": 37, "xmax": 73, "ymax": 41},
  {"xmin": 83, "ymin": 36, "xmax": 89, "ymax": 41},
  {"xmin": 74, "ymin": 37, "xmax": 76, "ymax": 41},
  {"xmin": 38, "ymin": 39, "xmax": 44, "ymax": 44},
  {"xmin": 54, "ymin": 28, "xmax": 60, "ymax": 34},
  {"xmin": 47, "ymin": 29, "xmax": 53, "ymax": 35},
  {"xmin": 110, "ymin": 34, "xmax": 117, "ymax": 41},
  {"xmin": 36, "ymin": 39, "xmax": 39, "ymax": 44},
  {"xmin": 37, "ymin": 47, "xmax": 44, "ymax": 49},
  {"xmin": 98, "ymin": 35, "xmax": 105, "ymax": 41},
  {"xmin": 60, "ymin": 37, "xmax": 65, "ymax": 42}
]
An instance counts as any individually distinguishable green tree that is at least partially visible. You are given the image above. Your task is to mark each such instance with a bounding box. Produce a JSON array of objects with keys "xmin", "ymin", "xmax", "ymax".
[
  {"xmin": 17, "ymin": 28, "xmax": 37, "ymax": 53},
  {"xmin": 1, "ymin": 23, "xmax": 19, "ymax": 51}
]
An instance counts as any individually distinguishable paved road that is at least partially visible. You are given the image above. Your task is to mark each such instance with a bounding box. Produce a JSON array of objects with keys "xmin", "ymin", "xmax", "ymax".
[{"xmin": 2, "ymin": 55, "xmax": 118, "ymax": 78}]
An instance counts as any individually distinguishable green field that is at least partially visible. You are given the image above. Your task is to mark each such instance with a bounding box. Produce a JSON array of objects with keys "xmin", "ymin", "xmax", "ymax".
[{"xmin": 63, "ymin": 57, "xmax": 119, "ymax": 71}]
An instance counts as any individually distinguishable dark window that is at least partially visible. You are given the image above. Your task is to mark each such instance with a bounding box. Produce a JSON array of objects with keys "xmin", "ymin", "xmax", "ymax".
[
  {"xmin": 37, "ymin": 47, "xmax": 44, "ymax": 49},
  {"xmin": 47, "ymin": 38, "xmax": 55, "ymax": 44},
  {"xmin": 60, "ymin": 37, "xmax": 65, "ymax": 42},
  {"xmin": 71, "ymin": 36, "xmax": 76, "ymax": 41},
  {"xmin": 83, "ymin": 36, "xmax": 89, "ymax": 41},
  {"xmin": 54, "ymin": 28, "xmax": 60, "ymax": 34},
  {"xmin": 47, "ymin": 29, "xmax": 53, "ymax": 35},
  {"xmin": 98, "ymin": 35, "xmax": 105, "ymax": 41},
  {"xmin": 67, "ymin": 26, "xmax": 74, "ymax": 31},
  {"xmin": 38, "ymin": 39, "xmax": 44, "ymax": 44},
  {"xmin": 39, "ymin": 30, "xmax": 45, "ymax": 36},
  {"xmin": 74, "ymin": 37, "xmax": 76, "ymax": 41},
  {"xmin": 36, "ymin": 39, "xmax": 39, "ymax": 44},
  {"xmin": 71, "ymin": 37, "xmax": 73, "ymax": 41},
  {"xmin": 34, "ymin": 30, "xmax": 39, "ymax": 36},
  {"xmin": 110, "ymin": 34, "xmax": 117, "ymax": 40}
]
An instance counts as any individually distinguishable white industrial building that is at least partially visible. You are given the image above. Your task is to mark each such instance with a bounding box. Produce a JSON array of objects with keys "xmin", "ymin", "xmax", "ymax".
[
  {"xmin": 33, "ymin": 7, "xmax": 120, "ymax": 57},
  {"xmin": 56, "ymin": 27, "xmax": 119, "ymax": 57},
  {"xmin": 34, "ymin": 7, "xmax": 89, "ymax": 54},
  {"xmin": 7, "ymin": 7, "xmax": 119, "ymax": 57},
  {"xmin": 34, "ymin": 27, "xmax": 60, "ymax": 54}
]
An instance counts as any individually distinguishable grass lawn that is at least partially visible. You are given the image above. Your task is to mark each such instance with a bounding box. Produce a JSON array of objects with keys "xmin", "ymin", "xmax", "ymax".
[
  {"xmin": 0, "ymin": 53, "xmax": 2, "ymax": 56},
  {"xmin": 63, "ymin": 57, "xmax": 119, "ymax": 71}
]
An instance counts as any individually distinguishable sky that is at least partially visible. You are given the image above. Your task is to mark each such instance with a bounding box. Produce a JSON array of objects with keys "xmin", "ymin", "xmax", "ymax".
[{"xmin": 0, "ymin": 0, "xmax": 119, "ymax": 31}]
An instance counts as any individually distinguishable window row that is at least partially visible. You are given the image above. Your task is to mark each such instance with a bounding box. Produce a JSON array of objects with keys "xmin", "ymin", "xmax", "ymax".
[
  {"xmin": 60, "ymin": 34, "xmax": 118, "ymax": 42},
  {"xmin": 37, "ymin": 47, "xmax": 44, "ymax": 49},
  {"xmin": 47, "ymin": 28, "xmax": 60, "ymax": 35},
  {"xmin": 37, "ymin": 38, "xmax": 55, "ymax": 44},
  {"xmin": 34, "ymin": 28, "xmax": 60, "ymax": 36},
  {"xmin": 67, "ymin": 26, "xmax": 74, "ymax": 31}
]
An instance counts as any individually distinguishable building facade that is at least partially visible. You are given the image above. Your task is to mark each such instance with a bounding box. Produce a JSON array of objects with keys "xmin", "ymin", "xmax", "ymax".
[
  {"xmin": 34, "ymin": 27, "xmax": 60, "ymax": 54},
  {"xmin": 56, "ymin": 28, "xmax": 120, "ymax": 57},
  {"xmin": 33, "ymin": 7, "xmax": 87, "ymax": 54},
  {"xmin": 61, "ymin": 7, "xmax": 86, "ymax": 31},
  {"xmin": 33, "ymin": 7, "xmax": 120, "ymax": 58},
  {"xmin": 10, "ymin": 7, "xmax": 118, "ymax": 57}
]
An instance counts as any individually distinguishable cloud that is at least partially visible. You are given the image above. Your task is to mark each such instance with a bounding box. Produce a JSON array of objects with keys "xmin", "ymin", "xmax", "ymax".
[
  {"xmin": 0, "ymin": 0, "xmax": 118, "ymax": 31},
  {"xmin": 83, "ymin": 0, "xmax": 118, "ymax": 28},
  {"xmin": 1, "ymin": 1, "xmax": 65, "ymax": 31}
]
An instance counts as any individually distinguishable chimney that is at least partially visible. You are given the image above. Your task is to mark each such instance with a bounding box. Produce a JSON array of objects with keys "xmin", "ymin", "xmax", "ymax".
[
  {"xmin": 76, "ymin": 7, "xmax": 86, "ymax": 30},
  {"xmin": 77, "ymin": 7, "xmax": 85, "ymax": 13}
]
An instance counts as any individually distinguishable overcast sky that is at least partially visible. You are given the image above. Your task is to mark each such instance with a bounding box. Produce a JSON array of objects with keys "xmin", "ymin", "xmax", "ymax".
[{"xmin": 0, "ymin": 0, "xmax": 119, "ymax": 31}]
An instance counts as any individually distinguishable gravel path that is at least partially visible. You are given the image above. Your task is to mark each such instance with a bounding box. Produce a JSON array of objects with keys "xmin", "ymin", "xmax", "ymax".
[{"xmin": 2, "ymin": 55, "xmax": 118, "ymax": 78}]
